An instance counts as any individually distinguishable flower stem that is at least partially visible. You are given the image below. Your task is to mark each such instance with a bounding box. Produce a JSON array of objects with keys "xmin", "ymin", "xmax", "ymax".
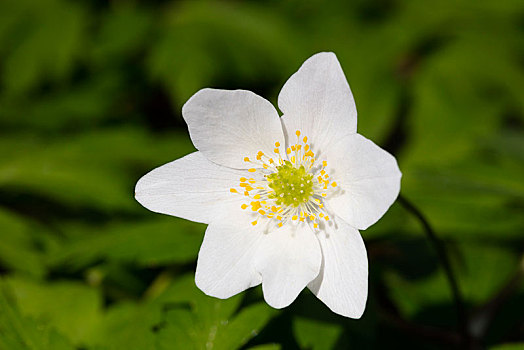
[{"xmin": 397, "ymin": 194, "xmax": 469, "ymax": 346}]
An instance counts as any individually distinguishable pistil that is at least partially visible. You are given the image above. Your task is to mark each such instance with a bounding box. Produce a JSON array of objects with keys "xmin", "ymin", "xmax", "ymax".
[{"xmin": 230, "ymin": 130, "xmax": 337, "ymax": 228}]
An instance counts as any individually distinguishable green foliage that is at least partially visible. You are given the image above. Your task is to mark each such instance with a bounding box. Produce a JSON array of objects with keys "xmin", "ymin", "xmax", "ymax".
[
  {"xmin": 0, "ymin": 0, "xmax": 523, "ymax": 348},
  {"xmin": 0, "ymin": 283, "xmax": 74, "ymax": 350},
  {"xmin": 156, "ymin": 275, "xmax": 276, "ymax": 350},
  {"xmin": 49, "ymin": 218, "xmax": 205, "ymax": 269},
  {"xmin": 293, "ymin": 316, "xmax": 343, "ymax": 350},
  {"xmin": 4, "ymin": 277, "xmax": 102, "ymax": 344},
  {"xmin": 0, "ymin": 209, "xmax": 46, "ymax": 278},
  {"xmin": 0, "ymin": 0, "xmax": 87, "ymax": 96},
  {"xmin": 490, "ymin": 344, "xmax": 524, "ymax": 350}
]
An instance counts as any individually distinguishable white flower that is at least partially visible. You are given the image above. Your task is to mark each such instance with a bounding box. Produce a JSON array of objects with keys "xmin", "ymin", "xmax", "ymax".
[{"xmin": 135, "ymin": 52, "xmax": 401, "ymax": 318}]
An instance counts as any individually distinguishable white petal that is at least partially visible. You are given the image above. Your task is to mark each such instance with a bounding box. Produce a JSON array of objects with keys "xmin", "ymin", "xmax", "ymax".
[
  {"xmin": 278, "ymin": 52, "xmax": 357, "ymax": 152},
  {"xmin": 326, "ymin": 133, "xmax": 401, "ymax": 230},
  {"xmin": 308, "ymin": 220, "xmax": 368, "ymax": 318},
  {"xmin": 255, "ymin": 223, "xmax": 321, "ymax": 309},
  {"xmin": 135, "ymin": 151, "xmax": 248, "ymax": 224},
  {"xmin": 195, "ymin": 217, "xmax": 263, "ymax": 299},
  {"xmin": 182, "ymin": 88, "xmax": 285, "ymax": 169},
  {"xmin": 196, "ymin": 220, "xmax": 321, "ymax": 304}
]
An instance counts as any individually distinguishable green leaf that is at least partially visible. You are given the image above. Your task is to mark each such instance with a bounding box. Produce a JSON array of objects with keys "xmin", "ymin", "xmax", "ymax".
[
  {"xmin": 0, "ymin": 0, "xmax": 88, "ymax": 95},
  {"xmin": 293, "ymin": 316, "xmax": 343, "ymax": 350},
  {"xmin": 91, "ymin": 301, "xmax": 161, "ymax": 350},
  {"xmin": 384, "ymin": 242, "xmax": 520, "ymax": 319},
  {"xmin": 0, "ymin": 72, "xmax": 123, "ymax": 131},
  {"xmin": 147, "ymin": 1, "xmax": 301, "ymax": 106},
  {"xmin": 91, "ymin": 4, "xmax": 153, "ymax": 65},
  {"xmin": 4, "ymin": 276, "xmax": 102, "ymax": 345},
  {"xmin": 490, "ymin": 344, "xmax": 524, "ymax": 350},
  {"xmin": 0, "ymin": 127, "xmax": 194, "ymax": 211},
  {"xmin": 0, "ymin": 281, "xmax": 75, "ymax": 350},
  {"xmin": 401, "ymin": 128, "xmax": 524, "ymax": 239},
  {"xmin": 384, "ymin": 268, "xmax": 451, "ymax": 319},
  {"xmin": 156, "ymin": 274, "xmax": 276, "ymax": 350},
  {"xmin": 458, "ymin": 243, "xmax": 519, "ymax": 305},
  {"xmin": 0, "ymin": 209, "xmax": 46, "ymax": 278},
  {"xmin": 247, "ymin": 345, "xmax": 282, "ymax": 350},
  {"xmin": 213, "ymin": 303, "xmax": 276, "ymax": 350},
  {"xmin": 49, "ymin": 218, "xmax": 205, "ymax": 270}
]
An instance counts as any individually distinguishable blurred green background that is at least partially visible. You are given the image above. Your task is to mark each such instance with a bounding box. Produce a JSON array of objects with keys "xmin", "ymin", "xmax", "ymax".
[{"xmin": 0, "ymin": 0, "xmax": 523, "ymax": 349}]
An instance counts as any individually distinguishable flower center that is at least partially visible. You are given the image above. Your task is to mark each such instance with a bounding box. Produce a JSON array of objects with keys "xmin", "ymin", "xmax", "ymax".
[
  {"xmin": 230, "ymin": 130, "xmax": 337, "ymax": 229},
  {"xmin": 267, "ymin": 161, "xmax": 313, "ymax": 207}
]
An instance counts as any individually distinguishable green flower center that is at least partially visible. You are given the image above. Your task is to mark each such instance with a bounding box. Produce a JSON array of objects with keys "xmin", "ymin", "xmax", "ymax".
[{"xmin": 266, "ymin": 160, "xmax": 314, "ymax": 207}]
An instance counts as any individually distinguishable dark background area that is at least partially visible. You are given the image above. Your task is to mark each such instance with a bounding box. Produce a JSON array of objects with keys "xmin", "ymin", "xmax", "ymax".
[{"xmin": 0, "ymin": 0, "xmax": 523, "ymax": 349}]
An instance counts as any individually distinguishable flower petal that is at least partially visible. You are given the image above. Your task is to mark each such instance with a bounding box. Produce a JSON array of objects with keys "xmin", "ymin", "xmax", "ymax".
[
  {"xmin": 326, "ymin": 133, "xmax": 401, "ymax": 230},
  {"xmin": 308, "ymin": 220, "xmax": 368, "ymax": 318},
  {"xmin": 135, "ymin": 151, "xmax": 248, "ymax": 224},
  {"xmin": 182, "ymin": 88, "xmax": 285, "ymax": 169},
  {"xmin": 255, "ymin": 223, "xmax": 321, "ymax": 309},
  {"xmin": 278, "ymin": 52, "xmax": 357, "ymax": 152},
  {"xmin": 195, "ymin": 218, "xmax": 263, "ymax": 299},
  {"xmin": 196, "ymin": 219, "xmax": 322, "ymax": 307}
]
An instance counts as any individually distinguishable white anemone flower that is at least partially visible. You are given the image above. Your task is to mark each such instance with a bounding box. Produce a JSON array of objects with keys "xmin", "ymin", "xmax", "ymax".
[{"xmin": 135, "ymin": 52, "xmax": 401, "ymax": 318}]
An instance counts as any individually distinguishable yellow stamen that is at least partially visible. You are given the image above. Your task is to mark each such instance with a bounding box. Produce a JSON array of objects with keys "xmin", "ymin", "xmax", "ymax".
[
  {"xmin": 233, "ymin": 134, "xmax": 337, "ymax": 228},
  {"xmin": 251, "ymin": 201, "xmax": 262, "ymax": 211}
]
